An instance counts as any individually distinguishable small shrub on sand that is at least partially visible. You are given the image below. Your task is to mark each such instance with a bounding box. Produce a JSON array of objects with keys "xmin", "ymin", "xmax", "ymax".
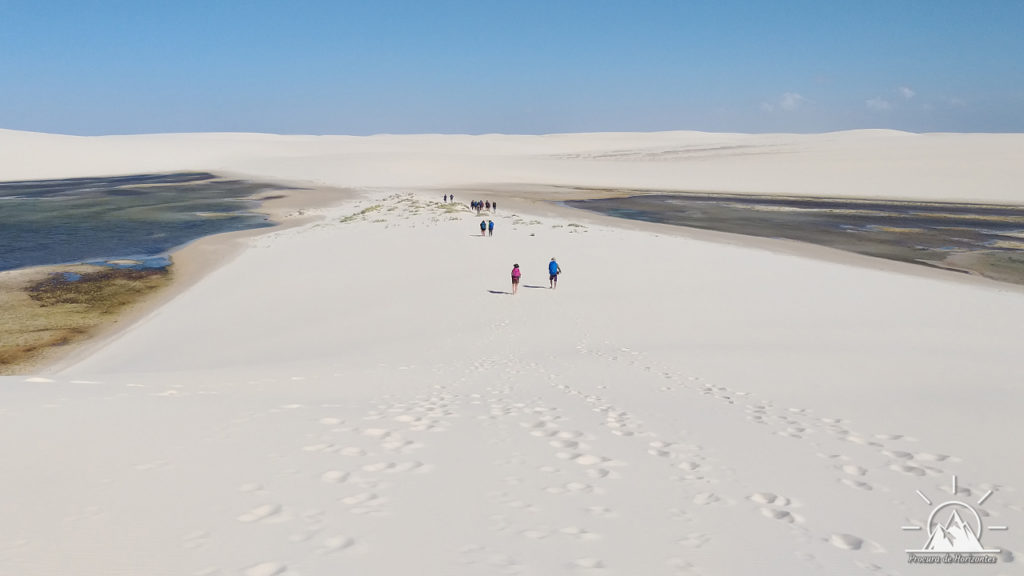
[{"xmin": 339, "ymin": 204, "xmax": 382, "ymax": 223}]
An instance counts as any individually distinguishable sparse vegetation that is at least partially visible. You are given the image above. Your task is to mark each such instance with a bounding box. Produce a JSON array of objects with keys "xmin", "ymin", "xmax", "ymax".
[
  {"xmin": 0, "ymin": 265, "xmax": 171, "ymax": 374},
  {"xmin": 339, "ymin": 204, "xmax": 383, "ymax": 223}
]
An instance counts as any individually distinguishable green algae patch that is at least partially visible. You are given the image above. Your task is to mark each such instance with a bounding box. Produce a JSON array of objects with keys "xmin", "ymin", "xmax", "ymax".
[{"xmin": 0, "ymin": 265, "xmax": 171, "ymax": 374}]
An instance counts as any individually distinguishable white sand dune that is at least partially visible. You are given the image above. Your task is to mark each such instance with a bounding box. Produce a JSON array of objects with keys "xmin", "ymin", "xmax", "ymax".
[
  {"xmin": 1, "ymin": 129, "xmax": 1022, "ymax": 575},
  {"xmin": 3, "ymin": 128, "xmax": 1024, "ymax": 201}
]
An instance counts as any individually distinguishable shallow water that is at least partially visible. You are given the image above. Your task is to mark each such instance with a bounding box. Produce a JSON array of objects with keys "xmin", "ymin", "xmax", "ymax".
[
  {"xmin": 566, "ymin": 192, "xmax": 1024, "ymax": 285},
  {"xmin": 0, "ymin": 172, "xmax": 283, "ymax": 272}
]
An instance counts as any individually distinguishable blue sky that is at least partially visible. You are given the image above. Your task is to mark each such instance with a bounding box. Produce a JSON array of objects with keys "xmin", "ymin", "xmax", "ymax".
[{"xmin": 2, "ymin": 0, "xmax": 1022, "ymax": 135}]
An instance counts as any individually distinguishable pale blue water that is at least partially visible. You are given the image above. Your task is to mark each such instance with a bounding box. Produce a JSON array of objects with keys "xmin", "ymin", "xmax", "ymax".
[{"xmin": 0, "ymin": 172, "xmax": 282, "ymax": 272}]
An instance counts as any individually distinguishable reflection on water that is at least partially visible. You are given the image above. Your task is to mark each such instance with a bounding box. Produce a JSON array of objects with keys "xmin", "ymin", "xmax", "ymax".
[
  {"xmin": 0, "ymin": 172, "xmax": 287, "ymax": 272},
  {"xmin": 566, "ymin": 192, "xmax": 1024, "ymax": 286}
]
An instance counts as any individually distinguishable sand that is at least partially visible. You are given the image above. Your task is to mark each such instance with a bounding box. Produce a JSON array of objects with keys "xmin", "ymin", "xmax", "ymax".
[{"xmin": 0, "ymin": 129, "xmax": 1022, "ymax": 575}]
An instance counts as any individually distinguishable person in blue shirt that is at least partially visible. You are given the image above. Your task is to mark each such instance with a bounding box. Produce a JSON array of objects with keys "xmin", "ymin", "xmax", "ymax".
[
  {"xmin": 488, "ymin": 220, "xmax": 494, "ymax": 236},
  {"xmin": 548, "ymin": 257, "xmax": 562, "ymax": 289},
  {"xmin": 480, "ymin": 220, "xmax": 487, "ymax": 236}
]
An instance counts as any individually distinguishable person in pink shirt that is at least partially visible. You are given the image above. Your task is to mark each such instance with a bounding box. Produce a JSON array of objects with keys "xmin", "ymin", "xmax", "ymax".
[{"xmin": 511, "ymin": 263, "xmax": 521, "ymax": 295}]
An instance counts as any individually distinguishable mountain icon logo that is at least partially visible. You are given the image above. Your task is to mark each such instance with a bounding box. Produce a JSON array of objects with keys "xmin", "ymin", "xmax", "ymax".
[{"xmin": 903, "ymin": 475, "xmax": 1007, "ymax": 555}]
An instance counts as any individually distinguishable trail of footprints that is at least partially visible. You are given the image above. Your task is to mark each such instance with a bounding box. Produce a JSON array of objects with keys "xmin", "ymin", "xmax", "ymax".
[
  {"xmin": 207, "ymin": 347, "xmax": 1016, "ymax": 574},
  {"xmin": 568, "ymin": 341, "xmax": 1022, "ymax": 570},
  {"xmin": 475, "ymin": 387, "xmax": 625, "ymax": 572},
  {"xmin": 496, "ymin": 369, "xmax": 748, "ymax": 572},
  {"xmin": 224, "ymin": 387, "xmax": 460, "ymax": 574}
]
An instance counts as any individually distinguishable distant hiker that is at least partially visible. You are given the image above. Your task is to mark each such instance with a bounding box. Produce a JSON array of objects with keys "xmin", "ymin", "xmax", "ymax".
[
  {"xmin": 511, "ymin": 264, "xmax": 521, "ymax": 294},
  {"xmin": 444, "ymin": 194, "xmax": 448, "ymax": 203},
  {"xmin": 485, "ymin": 201, "xmax": 491, "ymax": 210},
  {"xmin": 492, "ymin": 201, "xmax": 497, "ymax": 212},
  {"xmin": 480, "ymin": 220, "xmax": 487, "ymax": 236},
  {"xmin": 450, "ymin": 194, "xmax": 455, "ymax": 203},
  {"xmin": 488, "ymin": 220, "xmax": 494, "ymax": 236},
  {"xmin": 548, "ymin": 257, "xmax": 562, "ymax": 289}
]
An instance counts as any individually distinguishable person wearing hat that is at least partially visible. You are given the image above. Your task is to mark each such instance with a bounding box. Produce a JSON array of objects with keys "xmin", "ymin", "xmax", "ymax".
[{"xmin": 548, "ymin": 257, "xmax": 562, "ymax": 289}]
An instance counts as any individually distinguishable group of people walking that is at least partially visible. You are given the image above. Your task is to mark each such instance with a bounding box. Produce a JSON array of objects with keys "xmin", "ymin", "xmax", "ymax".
[
  {"xmin": 449, "ymin": 194, "xmax": 561, "ymax": 295},
  {"xmin": 510, "ymin": 258, "xmax": 561, "ymax": 295},
  {"xmin": 471, "ymin": 200, "xmax": 496, "ymax": 214}
]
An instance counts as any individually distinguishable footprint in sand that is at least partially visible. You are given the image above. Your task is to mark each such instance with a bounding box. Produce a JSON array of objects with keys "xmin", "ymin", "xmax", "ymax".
[
  {"xmin": 320, "ymin": 470, "xmax": 350, "ymax": 484},
  {"xmin": 827, "ymin": 533, "xmax": 863, "ymax": 551},
  {"xmin": 760, "ymin": 508, "xmax": 798, "ymax": 523},
  {"xmin": 243, "ymin": 562, "xmax": 288, "ymax": 576},
  {"xmin": 840, "ymin": 464, "xmax": 868, "ymax": 476},
  {"xmin": 546, "ymin": 482, "xmax": 599, "ymax": 495},
  {"xmin": 550, "ymin": 439, "xmax": 583, "ymax": 450},
  {"xmin": 888, "ymin": 463, "xmax": 926, "ymax": 477},
  {"xmin": 381, "ymin": 439, "xmax": 422, "ymax": 453},
  {"xmin": 914, "ymin": 452, "xmax": 949, "ymax": 462},
  {"xmin": 692, "ymin": 492, "xmax": 724, "ymax": 506},
  {"xmin": 840, "ymin": 478, "xmax": 874, "ymax": 491},
  {"xmin": 676, "ymin": 461, "xmax": 702, "ymax": 472},
  {"xmin": 678, "ymin": 533, "xmax": 710, "ymax": 548},
  {"xmin": 570, "ymin": 454, "xmax": 610, "ymax": 466},
  {"xmin": 585, "ymin": 506, "xmax": 617, "ymax": 518},
  {"xmin": 748, "ymin": 492, "xmax": 783, "ymax": 505},
  {"xmin": 237, "ymin": 504, "xmax": 282, "ymax": 523},
  {"xmin": 318, "ymin": 535, "xmax": 356, "ymax": 554},
  {"xmin": 749, "ymin": 493, "xmax": 804, "ymax": 524},
  {"xmin": 560, "ymin": 526, "xmax": 602, "ymax": 541},
  {"xmin": 340, "ymin": 492, "xmax": 382, "ymax": 506}
]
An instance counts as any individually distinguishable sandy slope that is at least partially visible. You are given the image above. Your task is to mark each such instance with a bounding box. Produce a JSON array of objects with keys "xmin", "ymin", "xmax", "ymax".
[{"xmin": 1, "ymin": 130, "xmax": 1023, "ymax": 575}]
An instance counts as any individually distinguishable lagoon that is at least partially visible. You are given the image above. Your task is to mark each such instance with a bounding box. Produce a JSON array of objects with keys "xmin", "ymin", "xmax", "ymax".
[{"xmin": 0, "ymin": 172, "xmax": 283, "ymax": 272}]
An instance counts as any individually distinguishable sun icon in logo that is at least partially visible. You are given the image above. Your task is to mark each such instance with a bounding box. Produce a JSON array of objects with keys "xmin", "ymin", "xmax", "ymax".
[{"xmin": 903, "ymin": 475, "xmax": 1007, "ymax": 553}]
